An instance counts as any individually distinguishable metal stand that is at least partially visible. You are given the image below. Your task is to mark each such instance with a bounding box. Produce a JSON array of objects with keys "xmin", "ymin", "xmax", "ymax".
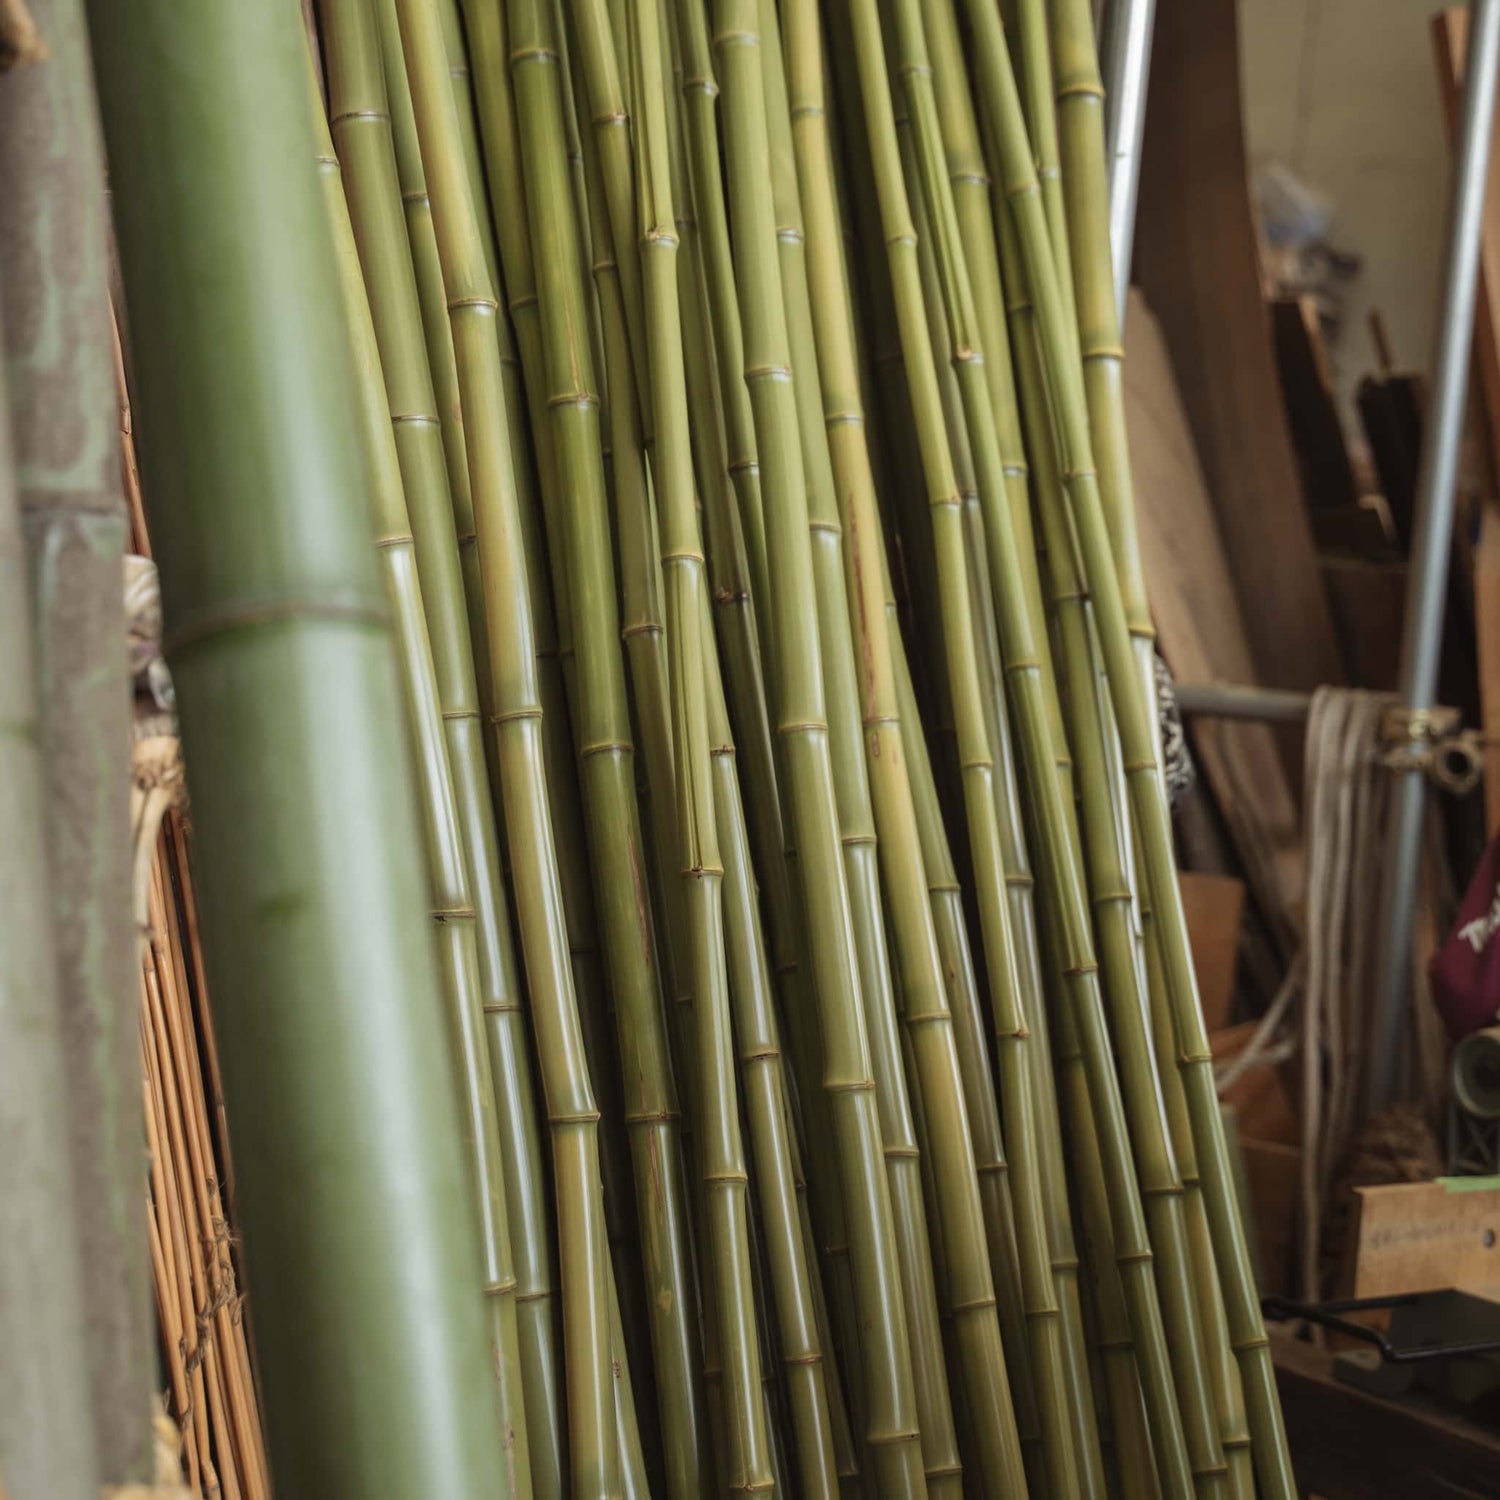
[{"xmin": 1366, "ymin": 0, "xmax": 1500, "ymax": 1116}]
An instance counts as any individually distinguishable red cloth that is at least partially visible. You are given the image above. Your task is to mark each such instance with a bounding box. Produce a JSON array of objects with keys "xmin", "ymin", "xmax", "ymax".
[{"xmin": 1430, "ymin": 830, "xmax": 1500, "ymax": 1040}]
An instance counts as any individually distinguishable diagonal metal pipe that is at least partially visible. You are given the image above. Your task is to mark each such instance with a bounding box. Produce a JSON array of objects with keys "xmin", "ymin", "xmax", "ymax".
[{"xmin": 1367, "ymin": 0, "xmax": 1500, "ymax": 1114}]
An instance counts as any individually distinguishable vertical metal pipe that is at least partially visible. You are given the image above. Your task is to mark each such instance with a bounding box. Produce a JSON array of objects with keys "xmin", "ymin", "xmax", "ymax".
[
  {"xmin": 1100, "ymin": 0, "xmax": 1157, "ymax": 317},
  {"xmin": 1367, "ymin": 0, "xmax": 1500, "ymax": 1114}
]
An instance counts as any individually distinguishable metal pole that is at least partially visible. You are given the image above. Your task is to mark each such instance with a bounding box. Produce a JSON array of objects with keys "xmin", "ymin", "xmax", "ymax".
[
  {"xmin": 1173, "ymin": 682, "xmax": 1312, "ymax": 724},
  {"xmin": 1367, "ymin": 0, "xmax": 1500, "ymax": 1115},
  {"xmin": 1101, "ymin": 0, "xmax": 1158, "ymax": 318}
]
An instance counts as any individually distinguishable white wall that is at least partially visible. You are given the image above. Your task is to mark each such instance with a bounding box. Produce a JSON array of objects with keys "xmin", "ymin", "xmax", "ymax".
[{"xmin": 1239, "ymin": 0, "xmax": 1451, "ymax": 419}]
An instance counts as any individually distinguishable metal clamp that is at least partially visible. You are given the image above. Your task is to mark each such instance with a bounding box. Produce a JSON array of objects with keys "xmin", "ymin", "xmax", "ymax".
[{"xmin": 1379, "ymin": 704, "xmax": 1483, "ymax": 796}]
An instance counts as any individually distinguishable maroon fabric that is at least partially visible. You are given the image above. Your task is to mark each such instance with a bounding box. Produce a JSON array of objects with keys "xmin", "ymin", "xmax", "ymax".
[{"xmin": 1430, "ymin": 831, "xmax": 1500, "ymax": 1041}]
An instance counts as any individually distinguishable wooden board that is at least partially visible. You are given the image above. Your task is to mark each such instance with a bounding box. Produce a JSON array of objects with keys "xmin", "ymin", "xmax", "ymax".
[
  {"xmin": 1320, "ymin": 557, "xmax": 1408, "ymax": 692},
  {"xmin": 1350, "ymin": 1178, "xmax": 1500, "ymax": 1300},
  {"xmin": 1272, "ymin": 295, "xmax": 1362, "ymax": 514},
  {"xmin": 1135, "ymin": 0, "xmax": 1344, "ymax": 710},
  {"xmin": 1124, "ymin": 290, "xmax": 1304, "ymax": 949},
  {"xmin": 1273, "ymin": 1326, "xmax": 1500, "ymax": 1500},
  {"xmin": 1180, "ymin": 871, "xmax": 1244, "ymax": 1032}
]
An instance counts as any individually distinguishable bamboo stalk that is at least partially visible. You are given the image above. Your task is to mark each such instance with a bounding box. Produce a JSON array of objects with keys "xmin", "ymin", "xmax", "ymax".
[
  {"xmin": 709, "ymin": 3, "xmax": 929, "ymax": 1491},
  {"xmin": 761, "ymin": 9, "xmax": 966, "ymax": 1491},
  {"xmin": 318, "ymin": 3, "xmax": 563, "ymax": 1479},
  {"xmin": 0, "ymin": 1, "xmax": 152, "ymax": 1479},
  {"xmin": 313, "ymin": 73, "xmax": 532, "ymax": 1489},
  {"xmin": 960, "ymin": 4, "xmax": 1296, "ymax": 1490},
  {"xmin": 776, "ymin": 7, "xmax": 1032, "ymax": 1492},
  {"xmin": 392, "ymin": 0, "xmax": 621, "ymax": 1490}
]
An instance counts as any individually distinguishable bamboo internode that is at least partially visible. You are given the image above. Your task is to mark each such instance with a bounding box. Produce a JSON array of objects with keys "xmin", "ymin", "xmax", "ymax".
[{"xmin": 86, "ymin": 0, "xmax": 1298, "ymax": 1492}]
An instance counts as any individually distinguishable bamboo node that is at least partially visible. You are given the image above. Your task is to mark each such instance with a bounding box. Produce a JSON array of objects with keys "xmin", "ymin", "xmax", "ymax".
[
  {"xmin": 546, "ymin": 390, "xmax": 601, "ymax": 411},
  {"xmin": 514, "ymin": 1288, "xmax": 551, "ymax": 1306},
  {"xmin": 1002, "ymin": 657, "xmax": 1044, "ymax": 675},
  {"xmin": 661, "ymin": 547, "xmax": 707, "ymax": 565},
  {"xmin": 790, "ymin": 103, "xmax": 824, "ymax": 120},
  {"xmin": 824, "ymin": 1077, "xmax": 876, "ymax": 1095},
  {"xmin": 1062, "ymin": 464, "xmax": 1098, "ymax": 482},
  {"xmin": 481, "ymin": 1000, "xmax": 522, "ymax": 1016},
  {"xmin": 782, "ymin": 1350, "xmax": 823, "ymax": 1367},
  {"xmin": 430, "ymin": 906, "xmax": 477, "ymax": 922},
  {"xmin": 808, "ymin": 518, "xmax": 841, "ymax": 536},
  {"xmin": 1003, "ymin": 462, "xmax": 1029, "ymax": 478},
  {"xmin": 1083, "ymin": 343, "xmax": 1125, "ymax": 363},
  {"xmin": 863, "ymin": 713, "xmax": 899, "ymax": 729},
  {"xmin": 390, "ymin": 412, "xmax": 440, "ymax": 429},
  {"xmin": 682, "ymin": 74, "xmax": 719, "ymax": 98},
  {"xmin": 824, "ymin": 409, "xmax": 863, "ymax": 428},
  {"xmin": 624, "ymin": 1108, "xmax": 681, "ymax": 1124},
  {"xmin": 401, "ymin": 188, "xmax": 430, "ymax": 207},
  {"xmin": 885, "ymin": 231, "xmax": 917, "ymax": 249},
  {"xmin": 741, "ymin": 1044, "xmax": 781, "ymax": 1063},
  {"xmin": 1003, "ymin": 873, "xmax": 1034, "ymax": 889},
  {"xmin": 1090, "ymin": 889, "xmax": 1134, "ymax": 907},
  {"xmin": 1123, "ymin": 757, "xmax": 1159, "ymax": 774},
  {"xmin": 727, "ymin": 457, "xmax": 759, "ymax": 475},
  {"xmin": 1063, "ymin": 961, "xmax": 1099, "ymax": 978},
  {"xmin": 776, "ymin": 718, "xmax": 827, "ymax": 736},
  {"xmin": 621, "ymin": 620, "xmax": 664, "ymax": 639},
  {"xmin": 330, "ymin": 107, "xmax": 391, "ymax": 126},
  {"xmin": 449, "ymin": 294, "xmax": 499, "ymax": 313},
  {"xmin": 883, "ymin": 1144, "xmax": 920, "ymax": 1160},
  {"xmin": 865, "ymin": 1428, "xmax": 923, "ymax": 1449},
  {"xmin": 952, "ymin": 346, "xmax": 982, "ymax": 367},
  {"xmin": 548, "ymin": 1108, "xmax": 602, "ymax": 1126},
  {"xmin": 163, "ymin": 597, "xmax": 388, "ymax": 656},
  {"xmin": 1057, "ymin": 80, "xmax": 1106, "ymax": 102},
  {"xmin": 929, "ymin": 879, "xmax": 960, "ymax": 894},
  {"xmin": 775, "ymin": 225, "xmax": 804, "ymax": 245},
  {"xmin": 579, "ymin": 739, "xmax": 632, "ymax": 760},
  {"xmin": 928, "ymin": 492, "xmax": 962, "ymax": 511},
  {"xmin": 509, "ymin": 45, "xmax": 560, "ymax": 66},
  {"xmin": 703, "ymin": 1169, "xmax": 750, "ymax": 1185},
  {"xmin": 482, "ymin": 1278, "xmax": 519, "ymax": 1299},
  {"xmin": 712, "ymin": 29, "xmax": 760, "ymax": 50},
  {"xmin": 593, "ymin": 109, "xmax": 628, "ymax": 127},
  {"xmin": 490, "ymin": 706, "xmax": 543, "ymax": 724},
  {"xmin": 976, "ymin": 1160, "xmax": 1009, "ymax": 1176},
  {"xmin": 439, "ymin": 708, "xmax": 479, "ymax": 722},
  {"xmin": 949, "ymin": 1293, "xmax": 998, "ymax": 1314},
  {"xmin": 744, "ymin": 362, "xmax": 792, "ymax": 384},
  {"xmin": 1116, "ymin": 1249, "xmax": 1155, "ymax": 1267}
]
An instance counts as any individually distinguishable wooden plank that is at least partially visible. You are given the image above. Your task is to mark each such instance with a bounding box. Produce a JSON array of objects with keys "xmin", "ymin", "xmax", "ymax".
[
  {"xmin": 1350, "ymin": 1179, "xmax": 1500, "ymax": 1300},
  {"xmin": 1180, "ymin": 870, "xmax": 1244, "ymax": 1032},
  {"xmin": 1273, "ymin": 1326, "xmax": 1500, "ymax": 1500},
  {"xmin": 1271, "ymin": 295, "xmax": 1362, "ymax": 514},
  {"xmin": 1320, "ymin": 556, "xmax": 1408, "ymax": 692},
  {"xmin": 1135, "ymin": 0, "xmax": 1344, "ymax": 706},
  {"xmin": 1124, "ymin": 290, "xmax": 1304, "ymax": 950}
]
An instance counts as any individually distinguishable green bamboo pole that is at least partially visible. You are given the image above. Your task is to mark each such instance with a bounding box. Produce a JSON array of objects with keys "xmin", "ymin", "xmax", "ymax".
[
  {"xmin": 961, "ymin": 5, "xmax": 1296, "ymax": 1491},
  {"xmin": 505, "ymin": 0, "xmax": 769, "ymax": 1489},
  {"xmin": 393, "ymin": 0, "xmax": 620, "ymax": 1489},
  {"xmin": 858, "ymin": 0, "xmax": 1206, "ymax": 1490},
  {"xmin": 1141, "ymin": 875, "xmax": 1255, "ymax": 1497},
  {"xmin": 319, "ymin": 5, "xmax": 562, "ymax": 1480},
  {"xmin": 1021, "ymin": 329, "xmax": 1228, "ymax": 1496},
  {"xmin": 662, "ymin": 22, "xmax": 868, "ymax": 1475},
  {"xmin": 0, "ymin": 306, "xmax": 99, "ymax": 1500},
  {"xmin": 1047, "ymin": 0, "xmax": 1157, "ymax": 719},
  {"xmin": 642, "ymin": 7, "xmax": 856, "ymax": 1489},
  {"xmin": 572, "ymin": 0, "xmax": 651, "ymax": 424},
  {"xmin": 313, "ymin": 78, "xmax": 532, "ymax": 1487},
  {"xmin": 995, "ymin": 204, "xmax": 1160, "ymax": 1500},
  {"xmin": 709, "ymin": 2, "xmax": 929, "ymax": 1491},
  {"xmin": 435, "ymin": 4, "xmax": 647, "ymax": 1372},
  {"xmin": 631, "ymin": 6, "xmax": 816, "ymax": 1486},
  {"xmin": 760, "ymin": 10, "xmax": 969, "ymax": 1491},
  {"xmin": 672, "ymin": 0, "xmax": 773, "ymax": 662},
  {"xmin": 670, "ymin": 10, "xmax": 875, "ymax": 1465},
  {"xmin": 89, "ymin": 0, "xmax": 514, "ymax": 1487},
  {"xmin": 776, "ymin": 7, "xmax": 1036, "ymax": 1492},
  {"xmin": 0, "ymin": 4, "xmax": 152, "ymax": 1480}
]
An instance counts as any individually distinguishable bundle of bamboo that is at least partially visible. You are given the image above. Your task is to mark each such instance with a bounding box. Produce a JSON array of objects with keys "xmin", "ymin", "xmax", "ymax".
[{"xmin": 85, "ymin": 0, "xmax": 1299, "ymax": 1493}]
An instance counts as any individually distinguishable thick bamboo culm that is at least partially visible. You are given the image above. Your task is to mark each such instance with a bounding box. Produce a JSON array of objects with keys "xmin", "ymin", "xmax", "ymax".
[{"xmin": 76, "ymin": 0, "xmax": 1297, "ymax": 1490}]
